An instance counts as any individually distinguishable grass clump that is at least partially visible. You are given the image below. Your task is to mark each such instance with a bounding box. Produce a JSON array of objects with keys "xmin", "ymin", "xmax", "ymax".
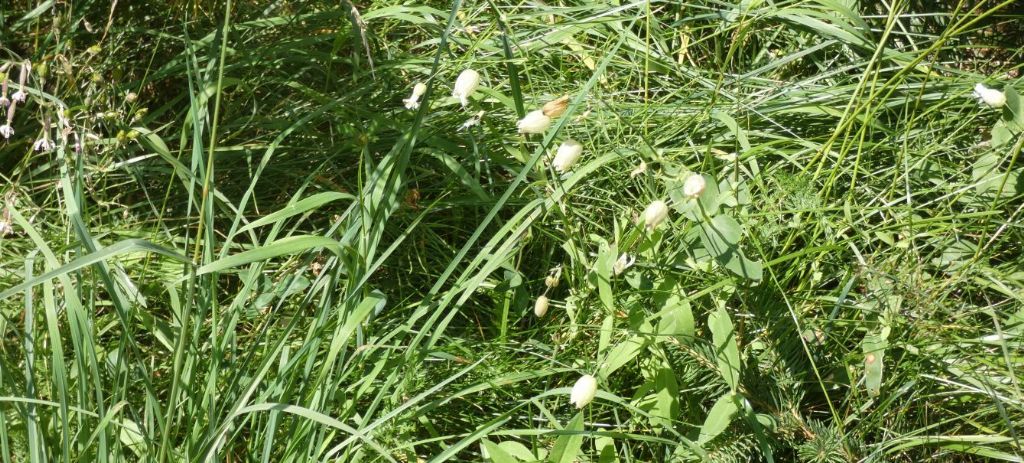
[{"xmin": 1, "ymin": 0, "xmax": 1023, "ymax": 461}]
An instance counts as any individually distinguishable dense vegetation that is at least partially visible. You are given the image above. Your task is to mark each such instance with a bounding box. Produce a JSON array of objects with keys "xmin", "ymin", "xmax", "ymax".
[{"xmin": 1, "ymin": 1, "xmax": 1022, "ymax": 461}]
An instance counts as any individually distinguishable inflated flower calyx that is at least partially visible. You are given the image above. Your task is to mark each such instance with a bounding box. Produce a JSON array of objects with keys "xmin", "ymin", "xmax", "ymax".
[
  {"xmin": 517, "ymin": 110, "xmax": 551, "ymax": 134},
  {"xmin": 452, "ymin": 70, "xmax": 480, "ymax": 107},
  {"xmin": 643, "ymin": 200, "xmax": 669, "ymax": 230},
  {"xmin": 973, "ymin": 83, "xmax": 1006, "ymax": 108},
  {"xmin": 570, "ymin": 374, "xmax": 598, "ymax": 408},
  {"xmin": 552, "ymin": 139, "xmax": 583, "ymax": 173},
  {"xmin": 683, "ymin": 174, "xmax": 706, "ymax": 198},
  {"xmin": 534, "ymin": 295, "xmax": 550, "ymax": 317},
  {"xmin": 542, "ymin": 95, "xmax": 570, "ymax": 118}
]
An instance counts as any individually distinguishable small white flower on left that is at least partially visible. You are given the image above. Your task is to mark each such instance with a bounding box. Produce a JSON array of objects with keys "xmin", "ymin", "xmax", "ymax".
[
  {"xmin": 11, "ymin": 90, "xmax": 26, "ymax": 103},
  {"xmin": 0, "ymin": 124, "xmax": 13, "ymax": 139},
  {"xmin": 404, "ymin": 82, "xmax": 427, "ymax": 110},
  {"xmin": 534, "ymin": 295, "xmax": 550, "ymax": 318}
]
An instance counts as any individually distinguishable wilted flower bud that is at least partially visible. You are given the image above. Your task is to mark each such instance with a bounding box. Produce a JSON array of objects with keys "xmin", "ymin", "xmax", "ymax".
[
  {"xmin": 542, "ymin": 95, "xmax": 569, "ymax": 118},
  {"xmin": 452, "ymin": 69, "xmax": 480, "ymax": 107},
  {"xmin": 974, "ymin": 83, "xmax": 1006, "ymax": 108},
  {"xmin": 683, "ymin": 174, "xmax": 706, "ymax": 198},
  {"xmin": 404, "ymin": 82, "xmax": 427, "ymax": 110},
  {"xmin": 613, "ymin": 253, "xmax": 635, "ymax": 276},
  {"xmin": 545, "ymin": 266, "xmax": 562, "ymax": 288},
  {"xmin": 517, "ymin": 110, "xmax": 551, "ymax": 134},
  {"xmin": 552, "ymin": 139, "xmax": 583, "ymax": 173},
  {"xmin": 570, "ymin": 374, "xmax": 598, "ymax": 408},
  {"xmin": 630, "ymin": 161, "xmax": 647, "ymax": 178},
  {"xmin": 534, "ymin": 295, "xmax": 550, "ymax": 317},
  {"xmin": 643, "ymin": 200, "xmax": 669, "ymax": 230}
]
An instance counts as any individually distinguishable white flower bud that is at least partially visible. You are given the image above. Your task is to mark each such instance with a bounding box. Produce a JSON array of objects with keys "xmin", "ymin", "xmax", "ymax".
[
  {"xmin": 517, "ymin": 110, "xmax": 551, "ymax": 134},
  {"xmin": 404, "ymin": 82, "xmax": 427, "ymax": 110},
  {"xmin": 974, "ymin": 83, "xmax": 1006, "ymax": 108},
  {"xmin": 570, "ymin": 374, "xmax": 598, "ymax": 408},
  {"xmin": 452, "ymin": 70, "xmax": 480, "ymax": 107},
  {"xmin": 613, "ymin": 253, "xmax": 635, "ymax": 276},
  {"xmin": 683, "ymin": 174, "xmax": 706, "ymax": 198},
  {"xmin": 545, "ymin": 266, "xmax": 562, "ymax": 288},
  {"xmin": 643, "ymin": 200, "xmax": 669, "ymax": 230},
  {"xmin": 552, "ymin": 139, "xmax": 583, "ymax": 173},
  {"xmin": 534, "ymin": 295, "xmax": 550, "ymax": 317}
]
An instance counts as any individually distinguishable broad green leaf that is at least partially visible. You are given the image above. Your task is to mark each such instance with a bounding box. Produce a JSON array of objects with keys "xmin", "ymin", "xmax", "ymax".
[
  {"xmin": 863, "ymin": 332, "xmax": 886, "ymax": 397},
  {"xmin": 698, "ymin": 393, "xmax": 739, "ymax": 445},
  {"xmin": 658, "ymin": 296, "xmax": 694, "ymax": 340},
  {"xmin": 197, "ymin": 235, "xmax": 341, "ymax": 275},
  {"xmin": 600, "ymin": 335, "xmax": 648, "ymax": 377},
  {"xmin": 596, "ymin": 436, "xmax": 618, "ymax": 463},
  {"xmin": 709, "ymin": 306, "xmax": 741, "ymax": 392},
  {"xmin": 482, "ymin": 439, "xmax": 519, "ymax": 463},
  {"xmin": 499, "ymin": 441, "xmax": 542, "ymax": 461},
  {"xmin": 1003, "ymin": 86, "xmax": 1024, "ymax": 130},
  {"xmin": 646, "ymin": 368, "xmax": 679, "ymax": 430},
  {"xmin": 549, "ymin": 412, "xmax": 585, "ymax": 463},
  {"xmin": 596, "ymin": 241, "xmax": 616, "ymax": 311},
  {"xmin": 699, "ymin": 215, "xmax": 763, "ymax": 281}
]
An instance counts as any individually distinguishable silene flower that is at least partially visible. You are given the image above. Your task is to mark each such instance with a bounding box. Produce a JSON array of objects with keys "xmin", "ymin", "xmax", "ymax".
[
  {"xmin": 517, "ymin": 110, "xmax": 551, "ymax": 134},
  {"xmin": 0, "ymin": 124, "xmax": 12, "ymax": 139},
  {"xmin": 613, "ymin": 253, "xmax": 635, "ymax": 276},
  {"xmin": 643, "ymin": 200, "xmax": 669, "ymax": 230},
  {"xmin": 11, "ymin": 90, "xmax": 26, "ymax": 103},
  {"xmin": 33, "ymin": 138, "xmax": 53, "ymax": 152},
  {"xmin": 459, "ymin": 110, "xmax": 485, "ymax": 131},
  {"xmin": 630, "ymin": 161, "xmax": 647, "ymax": 178},
  {"xmin": 534, "ymin": 295, "xmax": 550, "ymax": 318},
  {"xmin": 403, "ymin": 82, "xmax": 427, "ymax": 110},
  {"xmin": 570, "ymin": 374, "xmax": 598, "ymax": 408},
  {"xmin": 452, "ymin": 69, "xmax": 480, "ymax": 107},
  {"xmin": 683, "ymin": 174, "xmax": 706, "ymax": 198},
  {"xmin": 552, "ymin": 139, "xmax": 583, "ymax": 173},
  {"xmin": 544, "ymin": 266, "xmax": 562, "ymax": 288},
  {"xmin": 973, "ymin": 83, "xmax": 1006, "ymax": 108}
]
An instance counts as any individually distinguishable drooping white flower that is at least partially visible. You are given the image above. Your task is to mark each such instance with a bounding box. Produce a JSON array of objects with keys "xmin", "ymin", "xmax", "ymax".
[
  {"xmin": 570, "ymin": 374, "xmax": 598, "ymax": 408},
  {"xmin": 534, "ymin": 295, "xmax": 549, "ymax": 317},
  {"xmin": 11, "ymin": 90, "xmax": 26, "ymax": 103},
  {"xmin": 403, "ymin": 82, "xmax": 427, "ymax": 110},
  {"xmin": 643, "ymin": 200, "xmax": 669, "ymax": 230},
  {"xmin": 517, "ymin": 110, "xmax": 551, "ymax": 134},
  {"xmin": 0, "ymin": 124, "xmax": 12, "ymax": 139},
  {"xmin": 683, "ymin": 174, "xmax": 706, "ymax": 198},
  {"xmin": 613, "ymin": 253, "xmax": 635, "ymax": 276},
  {"xmin": 552, "ymin": 139, "xmax": 583, "ymax": 173},
  {"xmin": 974, "ymin": 83, "xmax": 1006, "ymax": 108},
  {"xmin": 452, "ymin": 69, "xmax": 480, "ymax": 107},
  {"xmin": 33, "ymin": 138, "xmax": 53, "ymax": 152}
]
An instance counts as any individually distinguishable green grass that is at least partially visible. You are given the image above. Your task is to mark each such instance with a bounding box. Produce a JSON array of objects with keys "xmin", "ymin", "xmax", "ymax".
[{"xmin": 1, "ymin": 0, "xmax": 1023, "ymax": 461}]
